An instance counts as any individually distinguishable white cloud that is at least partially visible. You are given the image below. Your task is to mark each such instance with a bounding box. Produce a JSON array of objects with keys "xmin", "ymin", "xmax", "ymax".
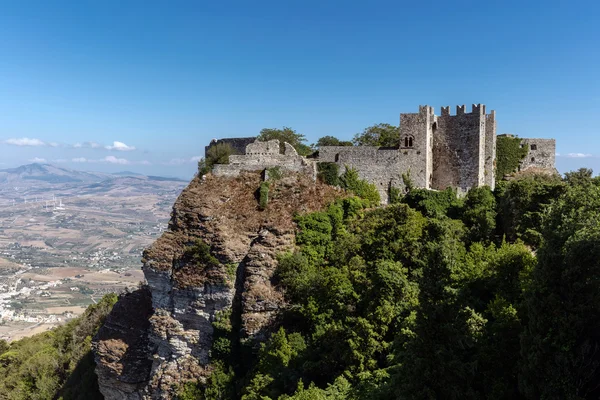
[
  {"xmin": 139, "ymin": 160, "xmax": 151, "ymax": 165},
  {"xmin": 28, "ymin": 157, "xmax": 46, "ymax": 163},
  {"xmin": 106, "ymin": 141, "xmax": 136, "ymax": 151},
  {"xmin": 163, "ymin": 156, "xmax": 202, "ymax": 166},
  {"xmin": 566, "ymin": 153, "xmax": 593, "ymax": 158},
  {"xmin": 102, "ymin": 155, "xmax": 130, "ymax": 165},
  {"xmin": 73, "ymin": 141, "xmax": 102, "ymax": 149},
  {"xmin": 52, "ymin": 159, "xmax": 68, "ymax": 163},
  {"xmin": 72, "ymin": 157, "xmax": 88, "ymax": 163},
  {"xmin": 5, "ymin": 138, "xmax": 47, "ymax": 146}
]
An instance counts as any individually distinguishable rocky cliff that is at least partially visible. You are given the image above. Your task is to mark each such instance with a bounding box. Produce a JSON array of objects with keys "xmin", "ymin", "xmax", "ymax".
[{"xmin": 92, "ymin": 171, "xmax": 342, "ymax": 399}]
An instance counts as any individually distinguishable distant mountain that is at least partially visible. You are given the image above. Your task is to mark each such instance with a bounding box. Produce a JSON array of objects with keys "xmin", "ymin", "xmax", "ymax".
[
  {"xmin": 112, "ymin": 171, "xmax": 146, "ymax": 177},
  {"xmin": 0, "ymin": 163, "xmax": 109, "ymax": 184},
  {"xmin": 0, "ymin": 163, "xmax": 188, "ymax": 186}
]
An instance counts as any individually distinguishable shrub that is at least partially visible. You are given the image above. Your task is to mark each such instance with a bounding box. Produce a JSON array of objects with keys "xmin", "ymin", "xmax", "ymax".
[
  {"xmin": 198, "ymin": 142, "xmax": 235, "ymax": 175},
  {"xmin": 259, "ymin": 182, "xmax": 270, "ymax": 210},
  {"xmin": 266, "ymin": 167, "xmax": 283, "ymax": 181},
  {"xmin": 317, "ymin": 163, "xmax": 340, "ymax": 186},
  {"xmin": 339, "ymin": 167, "xmax": 380, "ymax": 205}
]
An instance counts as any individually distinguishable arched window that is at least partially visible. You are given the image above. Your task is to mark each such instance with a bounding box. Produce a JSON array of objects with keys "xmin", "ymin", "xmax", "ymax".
[
  {"xmin": 403, "ymin": 136, "xmax": 414, "ymax": 148},
  {"xmin": 334, "ymin": 153, "xmax": 340, "ymax": 162}
]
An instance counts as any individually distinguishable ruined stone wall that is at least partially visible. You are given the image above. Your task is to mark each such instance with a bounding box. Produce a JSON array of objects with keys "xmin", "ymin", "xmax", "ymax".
[
  {"xmin": 518, "ymin": 138, "xmax": 556, "ymax": 171},
  {"xmin": 205, "ymin": 137, "xmax": 256, "ymax": 157},
  {"xmin": 318, "ymin": 146, "xmax": 402, "ymax": 202},
  {"xmin": 431, "ymin": 104, "xmax": 486, "ymax": 193},
  {"xmin": 212, "ymin": 140, "xmax": 316, "ymax": 179}
]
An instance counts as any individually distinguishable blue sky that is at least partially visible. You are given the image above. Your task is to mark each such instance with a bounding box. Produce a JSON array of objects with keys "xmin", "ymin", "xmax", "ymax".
[{"xmin": 0, "ymin": 0, "xmax": 598, "ymax": 178}]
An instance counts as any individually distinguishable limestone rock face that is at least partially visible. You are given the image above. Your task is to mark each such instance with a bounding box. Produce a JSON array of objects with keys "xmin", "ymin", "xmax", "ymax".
[{"xmin": 92, "ymin": 172, "xmax": 341, "ymax": 399}]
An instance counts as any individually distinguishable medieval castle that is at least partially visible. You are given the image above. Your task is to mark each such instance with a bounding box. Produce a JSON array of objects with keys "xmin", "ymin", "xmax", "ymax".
[{"xmin": 207, "ymin": 104, "xmax": 556, "ymax": 202}]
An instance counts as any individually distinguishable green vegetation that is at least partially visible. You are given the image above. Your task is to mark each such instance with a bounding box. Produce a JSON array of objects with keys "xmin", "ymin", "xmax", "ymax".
[
  {"xmin": 338, "ymin": 167, "xmax": 380, "ymax": 206},
  {"xmin": 199, "ymin": 142, "xmax": 236, "ymax": 175},
  {"xmin": 266, "ymin": 167, "xmax": 283, "ymax": 181},
  {"xmin": 259, "ymin": 182, "xmax": 270, "ymax": 210},
  {"xmin": 317, "ymin": 162, "xmax": 340, "ymax": 186},
  {"xmin": 0, "ymin": 294, "xmax": 118, "ymax": 400},
  {"xmin": 181, "ymin": 168, "xmax": 600, "ymax": 400},
  {"xmin": 185, "ymin": 239, "xmax": 220, "ymax": 270},
  {"xmin": 314, "ymin": 136, "xmax": 353, "ymax": 148},
  {"xmin": 352, "ymin": 123, "xmax": 399, "ymax": 147},
  {"xmin": 495, "ymin": 135, "xmax": 529, "ymax": 183},
  {"xmin": 257, "ymin": 127, "xmax": 312, "ymax": 156}
]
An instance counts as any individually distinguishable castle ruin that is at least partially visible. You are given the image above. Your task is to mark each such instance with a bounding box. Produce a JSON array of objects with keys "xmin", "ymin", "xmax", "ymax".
[{"xmin": 209, "ymin": 104, "xmax": 556, "ymax": 202}]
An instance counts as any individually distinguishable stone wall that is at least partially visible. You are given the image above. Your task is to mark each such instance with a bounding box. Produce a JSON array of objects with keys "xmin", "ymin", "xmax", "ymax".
[
  {"xmin": 212, "ymin": 140, "xmax": 317, "ymax": 179},
  {"xmin": 317, "ymin": 146, "xmax": 402, "ymax": 202},
  {"xmin": 518, "ymin": 138, "xmax": 556, "ymax": 171}
]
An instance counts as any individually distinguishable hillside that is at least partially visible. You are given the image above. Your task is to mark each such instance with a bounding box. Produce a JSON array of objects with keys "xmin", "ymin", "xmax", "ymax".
[
  {"xmin": 89, "ymin": 167, "xmax": 600, "ymax": 400},
  {"xmin": 1, "ymin": 167, "xmax": 598, "ymax": 400}
]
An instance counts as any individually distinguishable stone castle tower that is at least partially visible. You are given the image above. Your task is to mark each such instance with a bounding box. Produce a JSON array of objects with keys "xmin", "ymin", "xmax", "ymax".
[
  {"xmin": 317, "ymin": 104, "xmax": 497, "ymax": 199},
  {"xmin": 399, "ymin": 104, "xmax": 496, "ymax": 191}
]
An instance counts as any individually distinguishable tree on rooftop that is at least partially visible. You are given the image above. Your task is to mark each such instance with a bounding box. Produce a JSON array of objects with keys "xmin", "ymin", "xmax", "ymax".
[
  {"xmin": 352, "ymin": 123, "xmax": 400, "ymax": 147},
  {"xmin": 314, "ymin": 136, "xmax": 353, "ymax": 148}
]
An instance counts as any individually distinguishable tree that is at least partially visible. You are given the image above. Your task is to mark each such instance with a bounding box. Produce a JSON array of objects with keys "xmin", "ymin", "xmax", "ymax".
[
  {"xmin": 520, "ymin": 182, "xmax": 600, "ymax": 399},
  {"xmin": 314, "ymin": 136, "xmax": 353, "ymax": 148},
  {"xmin": 199, "ymin": 142, "xmax": 234, "ymax": 175},
  {"xmin": 352, "ymin": 124, "xmax": 399, "ymax": 147},
  {"xmin": 393, "ymin": 219, "xmax": 485, "ymax": 400},
  {"xmin": 462, "ymin": 186, "xmax": 497, "ymax": 243},
  {"xmin": 257, "ymin": 127, "xmax": 312, "ymax": 156},
  {"xmin": 564, "ymin": 167, "xmax": 594, "ymax": 186}
]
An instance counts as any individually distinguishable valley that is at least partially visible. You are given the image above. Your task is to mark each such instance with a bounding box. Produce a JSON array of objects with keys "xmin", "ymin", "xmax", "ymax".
[{"xmin": 0, "ymin": 163, "xmax": 187, "ymax": 340}]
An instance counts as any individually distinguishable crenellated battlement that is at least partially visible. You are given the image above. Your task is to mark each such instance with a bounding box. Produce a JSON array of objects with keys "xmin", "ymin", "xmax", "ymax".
[
  {"xmin": 418, "ymin": 105, "xmax": 435, "ymax": 116},
  {"xmin": 471, "ymin": 103, "xmax": 485, "ymax": 114}
]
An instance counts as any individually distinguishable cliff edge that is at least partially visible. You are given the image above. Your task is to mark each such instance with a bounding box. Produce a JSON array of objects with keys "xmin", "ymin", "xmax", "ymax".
[{"xmin": 92, "ymin": 171, "xmax": 342, "ymax": 399}]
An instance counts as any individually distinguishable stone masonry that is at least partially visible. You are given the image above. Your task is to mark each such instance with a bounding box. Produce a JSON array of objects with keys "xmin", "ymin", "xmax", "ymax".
[
  {"xmin": 208, "ymin": 104, "xmax": 555, "ymax": 203},
  {"xmin": 212, "ymin": 139, "xmax": 317, "ymax": 179},
  {"xmin": 498, "ymin": 134, "xmax": 556, "ymax": 172},
  {"xmin": 319, "ymin": 104, "xmax": 500, "ymax": 200}
]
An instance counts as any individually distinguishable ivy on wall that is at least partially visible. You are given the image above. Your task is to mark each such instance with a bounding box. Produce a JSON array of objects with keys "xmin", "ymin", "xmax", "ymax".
[{"xmin": 496, "ymin": 136, "xmax": 529, "ymax": 184}]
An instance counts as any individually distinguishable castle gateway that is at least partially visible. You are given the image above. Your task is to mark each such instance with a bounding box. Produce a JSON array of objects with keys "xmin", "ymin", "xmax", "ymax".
[{"xmin": 210, "ymin": 104, "xmax": 556, "ymax": 202}]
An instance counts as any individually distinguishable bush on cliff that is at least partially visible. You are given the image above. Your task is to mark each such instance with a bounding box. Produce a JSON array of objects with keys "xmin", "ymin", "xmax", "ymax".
[{"xmin": 0, "ymin": 294, "xmax": 117, "ymax": 400}]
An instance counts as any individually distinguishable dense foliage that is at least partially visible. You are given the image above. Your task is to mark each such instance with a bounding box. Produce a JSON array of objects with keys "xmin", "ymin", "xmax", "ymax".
[
  {"xmin": 314, "ymin": 136, "xmax": 353, "ymax": 148},
  {"xmin": 317, "ymin": 163, "xmax": 340, "ymax": 186},
  {"xmin": 0, "ymin": 294, "xmax": 118, "ymax": 400},
  {"xmin": 495, "ymin": 135, "xmax": 529, "ymax": 183},
  {"xmin": 352, "ymin": 124, "xmax": 399, "ymax": 147},
  {"xmin": 183, "ymin": 169, "xmax": 600, "ymax": 400},
  {"xmin": 199, "ymin": 142, "xmax": 236, "ymax": 175}
]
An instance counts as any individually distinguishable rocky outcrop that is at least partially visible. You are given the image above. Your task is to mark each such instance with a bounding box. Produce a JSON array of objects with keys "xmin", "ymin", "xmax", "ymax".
[
  {"xmin": 93, "ymin": 287, "xmax": 154, "ymax": 399},
  {"xmin": 92, "ymin": 171, "xmax": 342, "ymax": 399}
]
